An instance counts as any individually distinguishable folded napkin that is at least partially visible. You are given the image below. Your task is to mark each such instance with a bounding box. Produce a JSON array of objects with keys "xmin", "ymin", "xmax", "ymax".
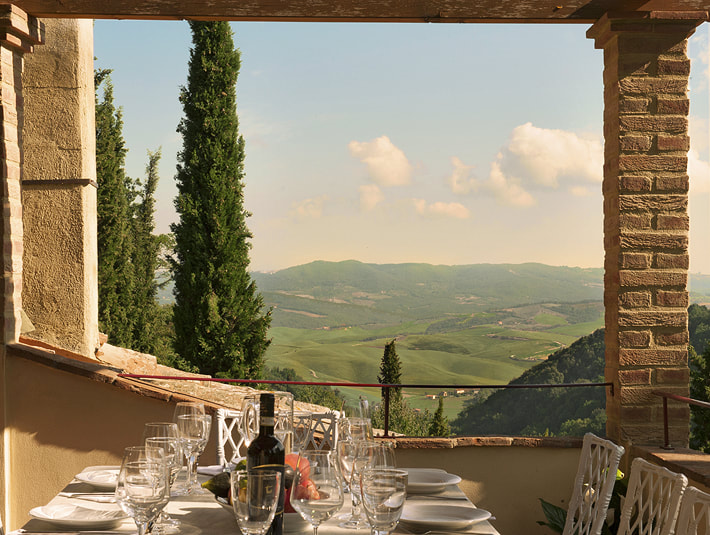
[{"xmin": 197, "ymin": 464, "xmax": 231, "ymax": 476}]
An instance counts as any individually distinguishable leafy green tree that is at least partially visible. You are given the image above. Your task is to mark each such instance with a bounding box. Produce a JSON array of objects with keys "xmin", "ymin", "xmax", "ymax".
[
  {"xmin": 130, "ymin": 149, "xmax": 161, "ymax": 353},
  {"xmin": 428, "ymin": 397, "xmax": 450, "ymax": 437},
  {"xmin": 171, "ymin": 21, "xmax": 271, "ymax": 378},
  {"xmin": 689, "ymin": 344, "xmax": 710, "ymax": 452},
  {"xmin": 95, "ymin": 70, "xmax": 136, "ymax": 347},
  {"xmin": 378, "ymin": 339, "xmax": 402, "ymax": 404}
]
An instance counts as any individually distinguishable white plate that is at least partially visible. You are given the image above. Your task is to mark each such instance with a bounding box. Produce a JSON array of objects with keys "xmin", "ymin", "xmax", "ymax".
[
  {"xmin": 74, "ymin": 468, "xmax": 119, "ymax": 490},
  {"xmin": 29, "ymin": 504, "xmax": 127, "ymax": 529},
  {"xmin": 403, "ymin": 468, "xmax": 462, "ymax": 494},
  {"xmin": 400, "ymin": 503, "xmax": 491, "ymax": 531}
]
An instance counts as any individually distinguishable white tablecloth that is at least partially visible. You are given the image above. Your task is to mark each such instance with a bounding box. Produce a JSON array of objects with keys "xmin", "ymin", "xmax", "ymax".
[{"xmin": 14, "ymin": 468, "xmax": 500, "ymax": 535}]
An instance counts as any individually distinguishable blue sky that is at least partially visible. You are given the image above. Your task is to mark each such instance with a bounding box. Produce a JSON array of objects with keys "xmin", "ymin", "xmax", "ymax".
[{"xmin": 93, "ymin": 21, "xmax": 710, "ymax": 274}]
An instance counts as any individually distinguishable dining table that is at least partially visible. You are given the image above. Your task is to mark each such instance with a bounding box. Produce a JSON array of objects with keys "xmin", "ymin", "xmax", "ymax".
[{"xmin": 12, "ymin": 466, "xmax": 500, "ymax": 535}]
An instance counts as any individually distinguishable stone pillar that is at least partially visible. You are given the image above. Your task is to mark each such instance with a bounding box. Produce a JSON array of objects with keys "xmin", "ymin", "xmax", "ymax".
[
  {"xmin": 21, "ymin": 18, "xmax": 98, "ymax": 357},
  {"xmin": 588, "ymin": 11, "xmax": 706, "ymax": 447}
]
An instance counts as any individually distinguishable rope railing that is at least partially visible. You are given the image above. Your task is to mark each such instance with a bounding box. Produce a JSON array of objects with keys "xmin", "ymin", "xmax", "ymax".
[{"xmin": 119, "ymin": 373, "xmax": 614, "ymax": 437}]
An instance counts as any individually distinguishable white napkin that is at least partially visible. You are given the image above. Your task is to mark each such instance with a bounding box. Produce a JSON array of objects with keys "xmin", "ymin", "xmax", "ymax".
[{"xmin": 197, "ymin": 464, "xmax": 230, "ymax": 476}]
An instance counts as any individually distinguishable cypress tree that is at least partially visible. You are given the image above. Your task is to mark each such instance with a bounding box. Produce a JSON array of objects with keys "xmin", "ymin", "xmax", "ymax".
[
  {"xmin": 171, "ymin": 21, "xmax": 271, "ymax": 378},
  {"xmin": 428, "ymin": 397, "xmax": 450, "ymax": 437},
  {"xmin": 95, "ymin": 70, "xmax": 136, "ymax": 347},
  {"xmin": 131, "ymin": 150, "xmax": 162, "ymax": 353},
  {"xmin": 378, "ymin": 339, "xmax": 402, "ymax": 404}
]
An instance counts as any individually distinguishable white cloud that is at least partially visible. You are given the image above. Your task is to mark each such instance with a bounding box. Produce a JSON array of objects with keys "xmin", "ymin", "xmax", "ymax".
[
  {"xmin": 359, "ymin": 184, "xmax": 384, "ymax": 211},
  {"xmin": 291, "ymin": 195, "xmax": 329, "ymax": 219},
  {"xmin": 487, "ymin": 159, "xmax": 537, "ymax": 206},
  {"xmin": 570, "ymin": 186, "xmax": 593, "ymax": 197},
  {"xmin": 348, "ymin": 136, "xmax": 413, "ymax": 187},
  {"xmin": 689, "ymin": 149, "xmax": 710, "ymax": 195},
  {"xmin": 447, "ymin": 156, "xmax": 477, "ymax": 195},
  {"xmin": 412, "ymin": 199, "xmax": 470, "ymax": 219},
  {"xmin": 500, "ymin": 122, "xmax": 603, "ymax": 188}
]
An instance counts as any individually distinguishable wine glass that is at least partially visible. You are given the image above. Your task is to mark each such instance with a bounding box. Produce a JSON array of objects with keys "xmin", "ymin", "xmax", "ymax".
[
  {"xmin": 145, "ymin": 435, "xmax": 181, "ymax": 532},
  {"xmin": 336, "ymin": 439, "xmax": 357, "ymax": 494},
  {"xmin": 360, "ymin": 468, "xmax": 408, "ymax": 535},
  {"xmin": 172, "ymin": 403, "xmax": 205, "ymax": 494},
  {"xmin": 293, "ymin": 412, "xmax": 314, "ymax": 454},
  {"xmin": 242, "ymin": 392, "xmax": 294, "ymax": 449},
  {"xmin": 115, "ymin": 445, "xmax": 170, "ymax": 535},
  {"xmin": 143, "ymin": 422, "xmax": 179, "ymax": 442},
  {"xmin": 338, "ymin": 417, "xmax": 373, "ymax": 442},
  {"xmin": 231, "ymin": 469, "xmax": 282, "ymax": 535},
  {"xmin": 290, "ymin": 450, "xmax": 344, "ymax": 535},
  {"xmin": 176, "ymin": 413, "xmax": 212, "ymax": 494},
  {"xmin": 340, "ymin": 440, "xmax": 395, "ymax": 529}
]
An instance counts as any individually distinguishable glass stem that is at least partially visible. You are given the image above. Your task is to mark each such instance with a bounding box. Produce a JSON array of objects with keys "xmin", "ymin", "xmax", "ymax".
[
  {"xmin": 185, "ymin": 454, "xmax": 197, "ymax": 491},
  {"xmin": 136, "ymin": 521, "xmax": 148, "ymax": 535},
  {"xmin": 313, "ymin": 525, "xmax": 319, "ymax": 535}
]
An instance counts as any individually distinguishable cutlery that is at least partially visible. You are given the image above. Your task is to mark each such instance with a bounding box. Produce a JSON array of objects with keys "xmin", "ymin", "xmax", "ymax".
[
  {"xmin": 17, "ymin": 531, "xmax": 133, "ymax": 535},
  {"xmin": 57, "ymin": 492, "xmax": 116, "ymax": 503}
]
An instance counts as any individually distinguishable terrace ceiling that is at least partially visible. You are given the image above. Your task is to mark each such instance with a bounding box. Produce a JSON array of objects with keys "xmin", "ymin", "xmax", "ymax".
[{"xmin": 8, "ymin": 0, "xmax": 710, "ymax": 22}]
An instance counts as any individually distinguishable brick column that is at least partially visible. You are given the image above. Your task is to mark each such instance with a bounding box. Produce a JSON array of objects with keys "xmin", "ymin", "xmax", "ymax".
[
  {"xmin": 0, "ymin": 5, "xmax": 40, "ymax": 345},
  {"xmin": 588, "ymin": 11, "xmax": 706, "ymax": 447}
]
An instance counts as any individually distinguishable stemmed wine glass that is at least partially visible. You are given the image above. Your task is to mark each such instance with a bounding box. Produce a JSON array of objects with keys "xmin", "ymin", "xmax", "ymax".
[
  {"xmin": 360, "ymin": 468, "xmax": 408, "ymax": 535},
  {"xmin": 290, "ymin": 450, "xmax": 344, "ymax": 535},
  {"xmin": 144, "ymin": 433, "xmax": 181, "ymax": 532},
  {"xmin": 231, "ymin": 470, "xmax": 282, "ymax": 535},
  {"xmin": 176, "ymin": 413, "xmax": 212, "ymax": 494},
  {"xmin": 336, "ymin": 439, "xmax": 357, "ymax": 495},
  {"xmin": 340, "ymin": 440, "xmax": 395, "ymax": 529},
  {"xmin": 172, "ymin": 402, "xmax": 206, "ymax": 494},
  {"xmin": 293, "ymin": 412, "xmax": 314, "ymax": 454},
  {"xmin": 115, "ymin": 445, "xmax": 171, "ymax": 535},
  {"xmin": 338, "ymin": 417, "xmax": 373, "ymax": 442}
]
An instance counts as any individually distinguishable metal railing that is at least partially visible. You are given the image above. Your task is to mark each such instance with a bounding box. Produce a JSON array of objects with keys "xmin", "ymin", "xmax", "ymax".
[
  {"xmin": 120, "ymin": 373, "xmax": 613, "ymax": 437},
  {"xmin": 653, "ymin": 390, "xmax": 710, "ymax": 449}
]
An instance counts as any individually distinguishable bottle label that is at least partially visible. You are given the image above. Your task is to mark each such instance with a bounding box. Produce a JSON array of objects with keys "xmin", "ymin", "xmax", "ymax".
[{"xmin": 261, "ymin": 416, "xmax": 275, "ymax": 426}]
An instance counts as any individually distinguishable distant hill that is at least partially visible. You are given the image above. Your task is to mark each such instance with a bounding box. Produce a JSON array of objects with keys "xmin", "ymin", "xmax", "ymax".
[
  {"xmin": 452, "ymin": 329, "xmax": 607, "ymax": 436},
  {"xmin": 252, "ymin": 261, "xmax": 605, "ymax": 329},
  {"xmin": 452, "ymin": 305, "xmax": 710, "ymax": 436}
]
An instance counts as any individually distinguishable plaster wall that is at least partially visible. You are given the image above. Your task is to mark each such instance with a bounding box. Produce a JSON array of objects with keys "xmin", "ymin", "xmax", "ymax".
[
  {"xmin": 20, "ymin": 18, "xmax": 98, "ymax": 357},
  {"xmin": 4, "ymin": 351, "xmax": 218, "ymax": 531}
]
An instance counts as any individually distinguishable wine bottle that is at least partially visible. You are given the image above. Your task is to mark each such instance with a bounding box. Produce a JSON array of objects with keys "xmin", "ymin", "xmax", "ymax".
[{"xmin": 247, "ymin": 393, "xmax": 286, "ymax": 535}]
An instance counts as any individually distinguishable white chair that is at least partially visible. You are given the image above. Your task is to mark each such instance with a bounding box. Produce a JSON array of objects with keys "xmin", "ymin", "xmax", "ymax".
[
  {"xmin": 674, "ymin": 486, "xmax": 710, "ymax": 535},
  {"xmin": 562, "ymin": 432, "xmax": 625, "ymax": 535},
  {"xmin": 299, "ymin": 411, "xmax": 340, "ymax": 451},
  {"xmin": 617, "ymin": 457, "xmax": 688, "ymax": 535},
  {"xmin": 215, "ymin": 408, "xmax": 246, "ymax": 467}
]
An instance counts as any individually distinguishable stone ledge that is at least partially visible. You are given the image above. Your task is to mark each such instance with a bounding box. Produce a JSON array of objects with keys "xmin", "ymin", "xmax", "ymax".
[
  {"xmin": 633, "ymin": 445, "xmax": 710, "ymax": 488},
  {"xmin": 392, "ymin": 436, "xmax": 584, "ymax": 449}
]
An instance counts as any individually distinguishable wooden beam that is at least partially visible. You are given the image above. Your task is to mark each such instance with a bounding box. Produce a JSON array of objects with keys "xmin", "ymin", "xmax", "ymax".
[{"xmin": 7, "ymin": 0, "xmax": 710, "ymax": 23}]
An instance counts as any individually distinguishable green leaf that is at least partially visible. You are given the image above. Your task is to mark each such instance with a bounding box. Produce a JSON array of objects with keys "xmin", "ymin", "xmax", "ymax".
[{"xmin": 538, "ymin": 498, "xmax": 567, "ymax": 533}]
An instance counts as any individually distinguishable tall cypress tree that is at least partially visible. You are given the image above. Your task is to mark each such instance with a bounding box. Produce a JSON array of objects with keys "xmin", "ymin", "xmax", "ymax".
[
  {"xmin": 378, "ymin": 339, "xmax": 402, "ymax": 404},
  {"xmin": 171, "ymin": 21, "xmax": 271, "ymax": 378},
  {"xmin": 428, "ymin": 397, "xmax": 450, "ymax": 437},
  {"xmin": 131, "ymin": 150, "xmax": 162, "ymax": 353},
  {"xmin": 95, "ymin": 70, "xmax": 136, "ymax": 347}
]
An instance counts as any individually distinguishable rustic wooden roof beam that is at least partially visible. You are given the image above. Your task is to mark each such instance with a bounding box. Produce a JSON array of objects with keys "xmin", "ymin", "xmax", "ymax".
[{"xmin": 8, "ymin": 0, "xmax": 710, "ymax": 23}]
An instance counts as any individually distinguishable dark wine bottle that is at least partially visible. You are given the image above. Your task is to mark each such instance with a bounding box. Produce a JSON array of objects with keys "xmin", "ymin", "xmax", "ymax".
[{"xmin": 247, "ymin": 393, "xmax": 286, "ymax": 535}]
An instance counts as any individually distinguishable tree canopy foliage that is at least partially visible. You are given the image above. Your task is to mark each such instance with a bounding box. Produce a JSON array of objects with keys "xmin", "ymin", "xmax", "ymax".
[
  {"xmin": 171, "ymin": 21, "xmax": 271, "ymax": 378},
  {"xmin": 452, "ymin": 329, "xmax": 607, "ymax": 436}
]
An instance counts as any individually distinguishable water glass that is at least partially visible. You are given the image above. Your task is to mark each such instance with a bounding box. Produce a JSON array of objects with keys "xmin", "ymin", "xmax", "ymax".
[
  {"xmin": 115, "ymin": 445, "xmax": 170, "ymax": 535},
  {"xmin": 290, "ymin": 450, "xmax": 344, "ymax": 535},
  {"xmin": 360, "ymin": 468, "xmax": 408, "ymax": 535},
  {"xmin": 340, "ymin": 440, "xmax": 395, "ymax": 529},
  {"xmin": 231, "ymin": 469, "xmax": 282, "ymax": 535}
]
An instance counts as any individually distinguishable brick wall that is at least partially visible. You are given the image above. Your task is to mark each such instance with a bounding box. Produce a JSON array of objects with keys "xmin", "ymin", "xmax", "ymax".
[
  {"xmin": 0, "ymin": 6, "xmax": 40, "ymax": 345},
  {"xmin": 588, "ymin": 11, "xmax": 706, "ymax": 447}
]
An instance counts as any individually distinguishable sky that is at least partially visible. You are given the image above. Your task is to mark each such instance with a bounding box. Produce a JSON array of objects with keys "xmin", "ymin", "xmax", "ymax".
[{"xmin": 93, "ymin": 20, "xmax": 710, "ymax": 274}]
